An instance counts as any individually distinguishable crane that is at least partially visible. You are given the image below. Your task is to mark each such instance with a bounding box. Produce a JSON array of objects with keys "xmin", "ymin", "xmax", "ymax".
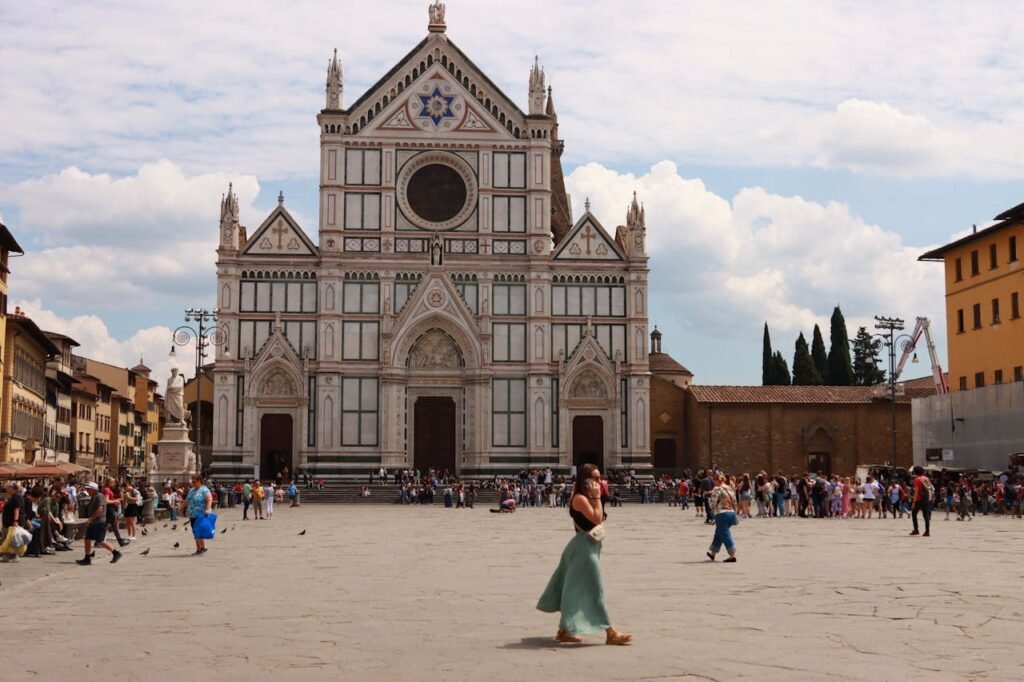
[{"xmin": 893, "ymin": 316, "xmax": 948, "ymax": 394}]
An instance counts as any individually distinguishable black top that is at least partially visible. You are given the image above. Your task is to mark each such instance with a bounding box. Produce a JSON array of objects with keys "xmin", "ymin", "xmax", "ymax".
[
  {"xmin": 2, "ymin": 492, "xmax": 23, "ymax": 527},
  {"xmin": 569, "ymin": 497, "xmax": 606, "ymax": 532}
]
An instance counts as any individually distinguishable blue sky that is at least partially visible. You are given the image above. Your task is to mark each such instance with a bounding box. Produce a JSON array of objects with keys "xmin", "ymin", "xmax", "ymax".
[{"xmin": 2, "ymin": 0, "xmax": 1023, "ymax": 388}]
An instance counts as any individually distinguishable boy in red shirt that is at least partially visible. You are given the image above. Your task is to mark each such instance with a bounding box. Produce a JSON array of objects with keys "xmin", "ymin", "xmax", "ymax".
[{"xmin": 910, "ymin": 466, "xmax": 933, "ymax": 537}]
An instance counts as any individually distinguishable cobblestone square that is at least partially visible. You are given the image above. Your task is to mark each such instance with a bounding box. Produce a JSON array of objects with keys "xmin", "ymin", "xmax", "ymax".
[{"xmin": 2, "ymin": 504, "xmax": 1023, "ymax": 681}]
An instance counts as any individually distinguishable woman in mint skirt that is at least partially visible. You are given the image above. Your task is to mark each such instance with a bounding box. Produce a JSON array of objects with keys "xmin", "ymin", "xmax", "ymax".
[{"xmin": 537, "ymin": 463, "xmax": 632, "ymax": 645}]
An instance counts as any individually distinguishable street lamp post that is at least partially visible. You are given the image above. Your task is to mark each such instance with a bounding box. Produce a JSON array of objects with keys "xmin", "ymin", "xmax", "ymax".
[
  {"xmin": 169, "ymin": 308, "xmax": 229, "ymax": 472},
  {"xmin": 871, "ymin": 316, "xmax": 916, "ymax": 465}
]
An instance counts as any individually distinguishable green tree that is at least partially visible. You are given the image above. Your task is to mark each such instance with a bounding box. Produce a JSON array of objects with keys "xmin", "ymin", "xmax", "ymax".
[
  {"xmin": 852, "ymin": 326, "xmax": 886, "ymax": 385},
  {"xmin": 762, "ymin": 323, "xmax": 773, "ymax": 386},
  {"xmin": 772, "ymin": 351, "xmax": 792, "ymax": 385},
  {"xmin": 792, "ymin": 332, "xmax": 823, "ymax": 385},
  {"xmin": 811, "ymin": 324, "xmax": 828, "ymax": 381},
  {"xmin": 826, "ymin": 306, "xmax": 854, "ymax": 385}
]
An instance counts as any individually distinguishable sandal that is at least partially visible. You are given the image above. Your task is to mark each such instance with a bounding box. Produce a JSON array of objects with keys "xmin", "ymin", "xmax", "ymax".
[
  {"xmin": 706, "ymin": 551, "xmax": 715, "ymax": 561},
  {"xmin": 606, "ymin": 631, "xmax": 633, "ymax": 646},
  {"xmin": 555, "ymin": 629, "xmax": 583, "ymax": 643}
]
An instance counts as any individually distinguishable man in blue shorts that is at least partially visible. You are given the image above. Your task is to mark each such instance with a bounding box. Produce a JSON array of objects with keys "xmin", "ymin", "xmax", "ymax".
[{"xmin": 76, "ymin": 482, "xmax": 121, "ymax": 565}]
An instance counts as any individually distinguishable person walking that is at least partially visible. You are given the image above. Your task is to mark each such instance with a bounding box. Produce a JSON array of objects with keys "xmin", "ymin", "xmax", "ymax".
[
  {"xmin": 252, "ymin": 481, "xmax": 265, "ymax": 520},
  {"xmin": 242, "ymin": 480, "xmax": 252, "ymax": 519},
  {"xmin": 76, "ymin": 482, "xmax": 122, "ymax": 565},
  {"xmin": 706, "ymin": 473, "xmax": 739, "ymax": 562},
  {"xmin": 184, "ymin": 475, "xmax": 214, "ymax": 556},
  {"xmin": 102, "ymin": 478, "xmax": 129, "ymax": 547},
  {"xmin": 537, "ymin": 463, "xmax": 632, "ymax": 646},
  {"xmin": 910, "ymin": 466, "xmax": 933, "ymax": 537},
  {"xmin": 263, "ymin": 482, "xmax": 275, "ymax": 520}
]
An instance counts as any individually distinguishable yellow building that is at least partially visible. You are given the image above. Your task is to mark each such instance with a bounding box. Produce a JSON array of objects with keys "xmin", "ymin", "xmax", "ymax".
[
  {"xmin": 1, "ymin": 310, "xmax": 59, "ymax": 463},
  {"xmin": 72, "ymin": 356, "xmax": 141, "ymax": 476},
  {"xmin": 71, "ymin": 374, "xmax": 99, "ymax": 475},
  {"xmin": 131, "ymin": 358, "xmax": 160, "ymax": 473},
  {"xmin": 920, "ymin": 202, "xmax": 1024, "ymax": 391},
  {"xmin": 0, "ymin": 223, "xmax": 24, "ymax": 455}
]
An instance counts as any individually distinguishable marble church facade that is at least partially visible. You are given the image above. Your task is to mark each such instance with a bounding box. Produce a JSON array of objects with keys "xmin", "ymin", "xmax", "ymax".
[{"xmin": 210, "ymin": 4, "xmax": 652, "ymax": 481}]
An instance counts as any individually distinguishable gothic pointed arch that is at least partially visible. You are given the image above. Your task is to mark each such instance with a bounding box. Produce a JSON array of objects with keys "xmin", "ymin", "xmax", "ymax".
[{"xmin": 388, "ymin": 272, "xmax": 482, "ymax": 369}]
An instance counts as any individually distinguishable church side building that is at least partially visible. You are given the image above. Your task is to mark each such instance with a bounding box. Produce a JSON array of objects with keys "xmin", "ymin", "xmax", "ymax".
[{"xmin": 211, "ymin": 4, "xmax": 651, "ymax": 481}]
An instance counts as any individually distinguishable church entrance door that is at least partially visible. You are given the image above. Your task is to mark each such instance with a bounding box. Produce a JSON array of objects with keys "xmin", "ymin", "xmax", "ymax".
[
  {"xmin": 414, "ymin": 397, "xmax": 456, "ymax": 474},
  {"xmin": 572, "ymin": 416, "xmax": 604, "ymax": 471},
  {"xmin": 260, "ymin": 414, "xmax": 293, "ymax": 483}
]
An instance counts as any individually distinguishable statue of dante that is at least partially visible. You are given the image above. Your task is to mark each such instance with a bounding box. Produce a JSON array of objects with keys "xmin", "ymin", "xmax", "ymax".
[{"xmin": 165, "ymin": 367, "xmax": 189, "ymax": 424}]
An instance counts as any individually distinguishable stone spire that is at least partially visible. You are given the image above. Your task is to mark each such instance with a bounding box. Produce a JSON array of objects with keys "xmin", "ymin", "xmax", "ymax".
[
  {"xmin": 626, "ymin": 191, "xmax": 645, "ymax": 230},
  {"xmin": 326, "ymin": 48, "xmax": 343, "ymax": 110},
  {"xmin": 428, "ymin": 1, "xmax": 446, "ymax": 32},
  {"xmin": 529, "ymin": 56, "xmax": 546, "ymax": 115},
  {"xmin": 545, "ymin": 85, "xmax": 557, "ymax": 118},
  {"xmin": 219, "ymin": 182, "xmax": 240, "ymax": 250}
]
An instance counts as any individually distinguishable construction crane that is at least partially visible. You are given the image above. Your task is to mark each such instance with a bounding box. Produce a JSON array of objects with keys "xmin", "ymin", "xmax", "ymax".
[{"xmin": 893, "ymin": 316, "xmax": 948, "ymax": 394}]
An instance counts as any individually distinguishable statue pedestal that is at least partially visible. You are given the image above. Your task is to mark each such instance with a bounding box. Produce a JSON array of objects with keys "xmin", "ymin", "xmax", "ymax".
[{"xmin": 150, "ymin": 423, "xmax": 198, "ymax": 488}]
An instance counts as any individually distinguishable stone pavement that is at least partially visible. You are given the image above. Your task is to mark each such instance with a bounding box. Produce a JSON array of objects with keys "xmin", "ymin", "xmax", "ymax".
[{"xmin": 2, "ymin": 504, "xmax": 1023, "ymax": 681}]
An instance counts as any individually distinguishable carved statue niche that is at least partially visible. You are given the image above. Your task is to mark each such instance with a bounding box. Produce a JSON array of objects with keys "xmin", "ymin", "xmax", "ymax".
[
  {"xmin": 407, "ymin": 329, "xmax": 464, "ymax": 370},
  {"xmin": 259, "ymin": 369, "xmax": 297, "ymax": 396},
  {"xmin": 571, "ymin": 370, "xmax": 607, "ymax": 399}
]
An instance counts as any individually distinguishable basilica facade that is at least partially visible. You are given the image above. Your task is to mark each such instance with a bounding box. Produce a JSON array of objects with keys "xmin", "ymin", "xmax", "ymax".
[{"xmin": 210, "ymin": 3, "xmax": 652, "ymax": 481}]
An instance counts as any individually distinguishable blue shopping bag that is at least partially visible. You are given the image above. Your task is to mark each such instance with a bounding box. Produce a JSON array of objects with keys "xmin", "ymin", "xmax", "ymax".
[{"xmin": 193, "ymin": 512, "xmax": 217, "ymax": 539}]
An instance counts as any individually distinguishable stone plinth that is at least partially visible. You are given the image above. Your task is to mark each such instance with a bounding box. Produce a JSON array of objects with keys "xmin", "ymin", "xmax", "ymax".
[{"xmin": 150, "ymin": 423, "xmax": 198, "ymax": 487}]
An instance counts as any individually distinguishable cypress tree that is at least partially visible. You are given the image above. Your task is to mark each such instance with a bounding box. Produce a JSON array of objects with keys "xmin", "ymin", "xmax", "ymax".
[
  {"xmin": 811, "ymin": 324, "xmax": 828, "ymax": 381},
  {"xmin": 772, "ymin": 351, "xmax": 791, "ymax": 385},
  {"xmin": 852, "ymin": 326, "xmax": 886, "ymax": 385},
  {"xmin": 826, "ymin": 306, "xmax": 854, "ymax": 385},
  {"xmin": 762, "ymin": 323, "xmax": 773, "ymax": 386},
  {"xmin": 792, "ymin": 332, "xmax": 822, "ymax": 385}
]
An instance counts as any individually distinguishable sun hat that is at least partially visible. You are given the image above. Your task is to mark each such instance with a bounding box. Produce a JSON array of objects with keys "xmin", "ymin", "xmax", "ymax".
[{"xmin": 86, "ymin": 482, "xmax": 99, "ymax": 491}]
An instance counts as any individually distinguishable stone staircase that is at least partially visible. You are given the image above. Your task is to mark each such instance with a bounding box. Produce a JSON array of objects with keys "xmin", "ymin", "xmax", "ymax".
[{"xmin": 296, "ymin": 482, "xmax": 680, "ymax": 506}]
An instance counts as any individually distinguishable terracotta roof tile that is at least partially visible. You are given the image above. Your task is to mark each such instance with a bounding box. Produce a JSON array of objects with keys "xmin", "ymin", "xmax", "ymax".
[
  {"xmin": 689, "ymin": 384, "xmax": 935, "ymax": 405},
  {"xmin": 649, "ymin": 352, "xmax": 692, "ymax": 375}
]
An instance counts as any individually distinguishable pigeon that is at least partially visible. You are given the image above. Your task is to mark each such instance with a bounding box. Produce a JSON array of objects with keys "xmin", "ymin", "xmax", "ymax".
[
  {"xmin": 141, "ymin": 529, "xmax": 148, "ymax": 536},
  {"xmin": 298, "ymin": 530, "xmax": 306, "ymax": 536},
  {"xmin": 173, "ymin": 542, "xmax": 180, "ymax": 549},
  {"xmin": 163, "ymin": 524, "xmax": 168, "ymax": 528},
  {"xmin": 140, "ymin": 548, "xmax": 150, "ymax": 556},
  {"xmin": 220, "ymin": 528, "xmax": 227, "ymax": 534},
  {"xmin": 171, "ymin": 524, "xmax": 177, "ymax": 531}
]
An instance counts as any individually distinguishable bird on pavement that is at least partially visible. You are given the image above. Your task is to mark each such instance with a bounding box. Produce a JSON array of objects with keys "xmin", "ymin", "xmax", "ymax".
[
  {"xmin": 298, "ymin": 530, "xmax": 306, "ymax": 536},
  {"xmin": 141, "ymin": 529, "xmax": 148, "ymax": 536},
  {"xmin": 140, "ymin": 548, "xmax": 150, "ymax": 556},
  {"xmin": 220, "ymin": 528, "xmax": 227, "ymax": 534},
  {"xmin": 171, "ymin": 524, "xmax": 177, "ymax": 531},
  {"xmin": 173, "ymin": 542, "xmax": 180, "ymax": 549}
]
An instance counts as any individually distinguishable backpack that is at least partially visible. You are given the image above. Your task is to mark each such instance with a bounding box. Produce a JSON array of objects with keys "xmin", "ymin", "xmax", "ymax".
[{"xmin": 920, "ymin": 477, "xmax": 935, "ymax": 503}]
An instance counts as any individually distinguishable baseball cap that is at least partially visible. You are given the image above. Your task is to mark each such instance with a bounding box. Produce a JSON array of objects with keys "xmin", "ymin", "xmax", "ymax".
[{"xmin": 86, "ymin": 482, "xmax": 99, "ymax": 491}]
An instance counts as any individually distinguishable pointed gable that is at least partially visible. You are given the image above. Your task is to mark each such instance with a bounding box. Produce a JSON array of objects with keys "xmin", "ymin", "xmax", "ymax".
[
  {"xmin": 345, "ymin": 34, "xmax": 526, "ymax": 140},
  {"xmin": 241, "ymin": 204, "xmax": 318, "ymax": 257},
  {"xmin": 552, "ymin": 212, "xmax": 624, "ymax": 261}
]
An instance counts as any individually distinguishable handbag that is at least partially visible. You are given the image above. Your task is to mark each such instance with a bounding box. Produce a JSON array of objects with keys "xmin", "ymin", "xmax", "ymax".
[
  {"xmin": 10, "ymin": 526, "xmax": 33, "ymax": 549},
  {"xmin": 576, "ymin": 523, "xmax": 606, "ymax": 544},
  {"xmin": 192, "ymin": 513, "xmax": 218, "ymax": 540}
]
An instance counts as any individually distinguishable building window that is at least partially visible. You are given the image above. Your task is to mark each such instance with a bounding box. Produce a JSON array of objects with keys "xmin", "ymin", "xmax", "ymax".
[
  {"xmin": 453, "ymin": 281, "xmax": 478, "ymax": 314},
  {"xmin": 551, "ymin": 324, "xmax": 626, "ymax": 362},
  {"xmin": 342, "ymin": 322, "xmax": 380, "ymax": 360},
  {"xmin": 307, "ymin": 377, "xmax": 317, "ymax": 447},
  {"xmin": 620, "ymin": 378, "xmax": 629, "ymax": 448},
  {"xmin": 958, "ymin": 376, "xmax": 967, "ymax": 391},
  {"xmin": 240, "ymin": 278, "xmax": 317, "ymax": 313},
  {"xmin": 493, "ymin": 284, "xmax": 526, "ymax": 316},
  {"xmin": 995, "ymin": 369, "xmax": 1004, "ymax": 385},
  {"xmin": 1014, "ymin": 366, "xmax": 1022, "ymax": 382},
  {"xmin": 1010, "ymin": 235, "xmax": 1018, "ymax": 262},
  {"xmin": 975, "ymin": 372, "xmax": 985, "ymax": 388},
  {"xmin": 235, "ymin": 378, "xmax": 244, "ymax": 446},
  {"xmin": 990, "ymin": 243, "xmax": 998, "ymax": 270},
  {"xmin": 970, "ymin": 250, "xmax": 979, "ymax": 276},
  {"xmin": 973, "ymin": 304, "xmax": 982, "ymax": 329},
  {"xmin": 394, "ymin": 274, "xmax": 422, "ymax": 313},
  {"xmin": 954, "ymin": 257, "xmax": 963, "ymax": 282},
  {"xmin": 992, "ymin": 298, "xmax": 1001, "ymax": 325},
  {"xmin": 492, "ymin": 152, "xmax": 526, "ymax": 189},
  {"xmin": 956, "ymin": 309, "xmax": 965, "ymax": 333},
  {"xmin": 493, "ymin": 323, "xmax": 526, "ymax": 362},
  {"xmin": 492, "ymin": 378, "xmax": 526, "ymax": 447},
  {"xmin": 341, "ymin": 378, "xmax": 378, "ymax": 446},
  {"xmin": 492, "ymin": 196, "xmax": 527, "ymax": 232},
  {"xmin": 552, "ymin": 284, "xmax": 626, "ymax": 317},
  {"xmin": 342, "ymin": 281, "xmax": 380, "ymax": 314},
  {"xmin": 550, "ymin": 379, "xmax": 559, "ymax": 448},
  {"xmin": 344, "ymin": 193, "xmax": 381, "ymax": 230},
  {"xmin": 345, "ymin": 149, "xmax": 382, "ymax": 185},
  {"xmin": 1012, "ymin": 292, "xmax": 1020, "ymax": 320}
]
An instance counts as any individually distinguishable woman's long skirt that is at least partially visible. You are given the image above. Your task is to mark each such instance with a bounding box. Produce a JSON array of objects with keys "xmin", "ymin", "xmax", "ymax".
[{"xmin": 536, "ymin": 533, "xmax": 611, "ymax": 636}]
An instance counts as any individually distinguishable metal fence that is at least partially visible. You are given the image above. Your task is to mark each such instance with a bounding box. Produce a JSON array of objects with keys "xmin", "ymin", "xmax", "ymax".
[{"xmin": 912, "ymin": 382, "xmax": 1024, "ymax": 471}]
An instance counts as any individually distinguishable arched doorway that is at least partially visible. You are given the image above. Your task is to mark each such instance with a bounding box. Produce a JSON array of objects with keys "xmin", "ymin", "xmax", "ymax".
[
  {"xmin": 806, "ymin": 427, "xmax": 834, "ymax": 477},
  {"xmin": 572, "ymin": 416, "xmax": 604, "ymax": 471},
  {"xmin": 260, "ymin": 414, "xmax": 293, "ymax": 483},
  {"xmin": 414, "ymin": 397, "xmax": 456, "ymax": 473}
]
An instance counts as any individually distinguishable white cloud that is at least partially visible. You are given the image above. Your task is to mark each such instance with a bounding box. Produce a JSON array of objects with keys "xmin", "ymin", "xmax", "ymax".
[
  {"xmin": 13, "ymin": 299, "xmax": 195, "ymax": 394},
  {"xmin": 568, "ymin": 161, "xmax": 948, "ymax": 376},
  {"xmin": 1, "ymin": 1, "xmax": 1024, "ymax": 180}
]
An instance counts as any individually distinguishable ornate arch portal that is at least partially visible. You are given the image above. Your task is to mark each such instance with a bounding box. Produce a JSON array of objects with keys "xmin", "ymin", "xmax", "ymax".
[
  {"xmin": 245, "ymin": 359, "xmax": 307, "ymax": 483},
  {"xmin": 401, "ymin": 328, "xmax": 467, "ymax": 474}
]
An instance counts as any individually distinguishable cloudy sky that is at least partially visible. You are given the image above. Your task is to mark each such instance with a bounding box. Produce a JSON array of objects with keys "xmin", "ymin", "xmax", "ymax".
[{"xmin": 2, "ymin": 0, "xmax": 1023, "ymax": 389}]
